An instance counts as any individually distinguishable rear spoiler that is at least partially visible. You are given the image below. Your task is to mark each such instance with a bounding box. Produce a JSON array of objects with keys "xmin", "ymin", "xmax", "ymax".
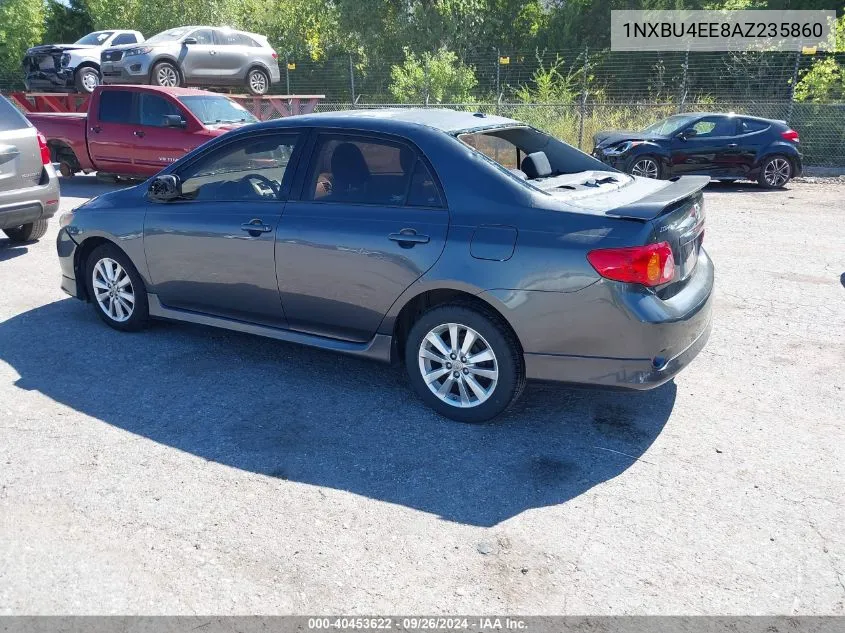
[{"xmin": 605, "ymin": 175, "xmax": 709, "ymax": 221}]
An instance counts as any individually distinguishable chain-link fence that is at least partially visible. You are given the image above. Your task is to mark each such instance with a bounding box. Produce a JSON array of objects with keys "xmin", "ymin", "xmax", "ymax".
[{"xmin": 3, "ymin": 48, "xmax": 844, "ymax": 165}]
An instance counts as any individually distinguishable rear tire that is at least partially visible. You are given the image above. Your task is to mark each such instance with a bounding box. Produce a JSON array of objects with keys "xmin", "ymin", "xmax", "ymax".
[
  {"xmin": 84, "ymin": 243, "xmax": 149, "ymax": 332},
  {"xmin": 3, "ymin": 220, "xmax": 49, "ymax": 243},
  {"xmin": 151, "ymin": 61, "xmax": 181, "ymax": 88},
  {"xmin": 404, "ymin": 303, "xmax": 525, "ymax": 423},
  {"xmin": 758, "ymin": 155, "xmax": 793, "ymax": 189},
  {"xmin": 74, "ymin": 67, "xmax": 100, "ymax": 94},
  {"xmin": 246, "ymin": 68, "xmax": 270, "ymax": 96}
]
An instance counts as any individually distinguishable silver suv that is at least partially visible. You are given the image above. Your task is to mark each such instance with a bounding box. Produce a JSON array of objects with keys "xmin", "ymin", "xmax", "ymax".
[
  {"xmin": 0, "ymin": 97, "xmax": 60, "ymax": 244},
  {"xmin": 100, "ymin": 26, "xmax": 280, "ymax": 95}
]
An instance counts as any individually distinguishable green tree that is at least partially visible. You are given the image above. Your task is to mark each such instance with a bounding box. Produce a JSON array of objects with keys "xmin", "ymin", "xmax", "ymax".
[
  {"xmin": 44, "ymin": 0, "xmax": 94, "ymax": 44},
  {"xmin": 0, "ymin": 0, "xmax": 45, "ymax": 84},
  {"xmin": 389, "ymin": 48, "xmax": 478, "ymax": 103}
]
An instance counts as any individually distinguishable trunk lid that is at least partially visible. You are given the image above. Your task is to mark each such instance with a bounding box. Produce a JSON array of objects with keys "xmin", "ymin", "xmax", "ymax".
[{"xmin": 0, "ymin": 98, "xmax": 42, "ymax": 193}]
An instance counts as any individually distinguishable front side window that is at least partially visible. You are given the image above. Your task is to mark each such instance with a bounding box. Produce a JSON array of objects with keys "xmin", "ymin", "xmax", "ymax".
[
  {"xmin": 98, "ymin": 90, "xmax": 134, "ymax": 124},
  {"xmin": 190, "ymin": 30, "xmax": 215, "ymax": 45},
  {"xmin": 178, "ymin": 133, "xmax": 299, "ymax": 202},
  {"xmin": 306, "ymin": 135, "xmax": 436, "ymax": 206},
  {"xmin": 138, "ymin": 94, "xmax": 181, "ymax": 127},
  {"xmin": 691, "ymin": 117, "xmax": 737, "ymax": 137}
]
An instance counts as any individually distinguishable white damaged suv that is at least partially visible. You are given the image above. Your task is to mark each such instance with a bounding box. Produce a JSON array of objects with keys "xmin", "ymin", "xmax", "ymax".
[{"xmin": 23, "ymin": 30, "xmax": 145, "ymax": 94}]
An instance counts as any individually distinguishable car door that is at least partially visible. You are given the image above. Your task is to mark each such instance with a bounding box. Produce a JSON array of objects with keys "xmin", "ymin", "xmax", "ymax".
[
  {"xmin": 733, "ymin": 118, "xmax": 772, "ymax": 177},
  {"xmin": 669, "ymin": 115, "xmax": 737, "ymax": 176},
  {"xmin": 179, "ymin": 29, "xmax": 216, "ymax": 83},
  {"xmin": 87, "ymin": 88, "xmax": 140, "ymax": 174},
  {"xmin": 276, "ymin": 131, "xmax": 449, "ymax": 342},
  {"xmin": 132, "ymin": 92, "xmax": 197, "ymax": 175},
  {"xmin": 143, "ymin": 130, "xmax": 304, "ymax": 327},
  {"xmin": 212, "ymin": 30, "xmax": 251, "ymax": 83}
]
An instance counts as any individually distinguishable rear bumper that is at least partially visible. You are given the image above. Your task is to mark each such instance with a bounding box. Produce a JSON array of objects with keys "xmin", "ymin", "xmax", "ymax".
[{"xmin": 0, "ymin": 168, "xmax": 61, "ymax": 231}]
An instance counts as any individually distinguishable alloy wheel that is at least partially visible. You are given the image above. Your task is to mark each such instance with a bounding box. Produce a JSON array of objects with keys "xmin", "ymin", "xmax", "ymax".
[
  {"xmin": 631, "ymin": 158, "xmax": 659, "ymax": 179},
  {"xmin": 418, "ymin": 323, "xmax": 499, "ymax": 408},
  {"xmin": 156, "ymin": 66, "xmax": 178, "ymax": 87},
  {"xmin": 764, "ymin": 158, "xmax": 791, "ymax": 187},
  {"xmin": 92, "ymin": 257, "xmax": 135, "ymax": 323},
  {"xmin": 249, "ymin": 71, "xmax": 268, "ymax": 94}
]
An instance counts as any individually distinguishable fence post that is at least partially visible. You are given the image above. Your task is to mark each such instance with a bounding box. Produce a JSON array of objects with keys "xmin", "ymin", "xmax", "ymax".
[
  {"xmin": 578, "ymin": 45, "xmax": 588, "ymax": 150},
  {"xmin": 285, "ymin": 56, "xmax": 291, "ymax": 95},
  {"xmin": 678, "ymin": 48, "xmax": 689, "ymax": 113},
  {"xmin": 495, "ymin": 48, "xmax": 501, "ymax": 112},
  {"xmin": 424, "ymin": 56, "xmax": 430, "ymax": 107},
  {"xmin": 786, "ymin": 50, "xmax": 801, "ymax": 124},
  {"xmin": 349, "ymin": 54, "xmax": 356, "ymax": 107}
]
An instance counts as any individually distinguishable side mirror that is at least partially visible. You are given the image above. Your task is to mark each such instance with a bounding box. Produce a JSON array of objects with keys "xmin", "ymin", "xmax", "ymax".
[
  {"xmin": 679, "ymin": 127, "xmax": 698, "ymax": 139},
  {"xmin": 182, "ymin": 37, "xmax": 197, "ymax": 45},
  {"xmin": 148, "ymin": 174, "xmax": 181, "ymax": 202},
  {"xmin": 163, "ymin": 114, "xmax": 186, "ymax": 128}
]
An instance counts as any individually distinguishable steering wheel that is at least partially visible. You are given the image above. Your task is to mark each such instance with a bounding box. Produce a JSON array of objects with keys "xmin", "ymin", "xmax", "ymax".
[{"xmin": 242, "ymin": 174, "xmax": 280, "ymax": 198}]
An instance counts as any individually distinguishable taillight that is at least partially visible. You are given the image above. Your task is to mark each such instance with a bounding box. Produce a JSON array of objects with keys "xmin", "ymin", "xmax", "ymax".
[
  {"xmin": 271, "ymin": 51, "xmax": 278, "ymax": 60},
  {"xmin": 587, "ymin": 242, "xmax": 675, "ymax": 287},
  {"xmin": 36, "ymin": 131, "xmax": 51, "ymax": 165},
  {"xmin": 781, "ymin": 129, "xmax": 799, "ymax": 143}
]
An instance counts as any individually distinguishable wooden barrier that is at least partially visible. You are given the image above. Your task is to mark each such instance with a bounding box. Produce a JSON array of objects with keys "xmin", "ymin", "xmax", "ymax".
[{"xmin": 7, "ymin": 92, "xmax": 325, "ymax": 121}]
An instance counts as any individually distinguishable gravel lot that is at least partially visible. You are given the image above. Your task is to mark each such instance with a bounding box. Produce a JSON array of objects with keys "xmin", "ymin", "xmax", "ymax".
[{"xmin": 0, "ymin": 177, "xmax": 843, "ymax": 615}]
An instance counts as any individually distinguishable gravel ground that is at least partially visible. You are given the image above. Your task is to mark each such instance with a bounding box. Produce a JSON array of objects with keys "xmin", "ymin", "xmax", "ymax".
[{"xmin": 0, "ymin": 177, "xmax": 843, "ymax": 615}]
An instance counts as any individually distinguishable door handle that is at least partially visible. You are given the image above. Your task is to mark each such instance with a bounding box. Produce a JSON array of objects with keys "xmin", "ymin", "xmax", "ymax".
[
  {"xmin": 209, "ymin": 51, "xmax": 217, "ymax": 55},
  {"xmin": 241, "ymin": 220, "xmax": 273, "ymax": 235},
  {"xmin": 389, "ymin": 229, "xmax": 430, "ymax": 247},
  {"xmin": 134, "ymin": 130, "xmax": 145, "ymax": 138},
  {"xmin": 727, "ymin": 143, "xmax": 738, "ymax": 147},
  {"xmin": 91, "ymin": 126, "xmax": 101, "ymax": 133}
]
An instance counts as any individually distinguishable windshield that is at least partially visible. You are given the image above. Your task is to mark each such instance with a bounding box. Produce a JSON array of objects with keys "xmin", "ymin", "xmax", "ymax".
[
  {"xmin": 643, "ymin": 114, "xmax": 699, "ymax": 136},
  {"xmin": 147, "ymin": 28, "xmax": 193, "ymax": 44},
  {"xmin": 74, "ymin": 31, "xmax": 114, "ymax": 45},
  {"xmin": 179, "ymin": 96, "xmax": 258, "ymax": 125}
]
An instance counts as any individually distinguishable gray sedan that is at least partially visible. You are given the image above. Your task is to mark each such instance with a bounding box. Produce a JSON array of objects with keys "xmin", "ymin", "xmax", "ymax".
[
  {"xmin": 56, "ymin": 109, "xmax": 713, "ymax": 422},
  {"xmin": 100, "ymin": 26, "xmax": 281, "ymax": 95},
  {"xmin": 0, "ymin": 96, "xmax": 60, "ymax": 244}
]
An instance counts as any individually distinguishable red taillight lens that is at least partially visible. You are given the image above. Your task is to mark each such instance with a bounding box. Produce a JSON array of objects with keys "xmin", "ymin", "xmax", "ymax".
[
  {"xmin": 272, "ymin": 51, "xmax": 278, "ymax": 60},
  {"xmin": 37, "ymin": 131, "xmax": 51, "ymax": 165},
  {"xmin": 781, "ymin": 129, "xmax": 799, "ymax": 143},
  {"xmin": 587, "ymin": 242, "xmax": 675, "ymax": 287}
]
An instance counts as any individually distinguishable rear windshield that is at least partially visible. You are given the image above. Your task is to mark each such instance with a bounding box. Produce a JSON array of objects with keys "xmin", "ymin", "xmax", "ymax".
[
  {"xmin": 0, "ymin": 97, "xmax": 30, "ymax": 132},
  {"xmin": 179, "ymin": 96, "xmax": 257, "ymax": 125},
  {"xmin": 75, "ymin": 31, "xmax": 114, "ymax": 45}
]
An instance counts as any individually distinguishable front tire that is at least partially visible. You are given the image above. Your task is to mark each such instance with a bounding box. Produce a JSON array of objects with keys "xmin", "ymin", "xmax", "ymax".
[
  {"xmin": 74, "ymin": 67, "xmax": 100, "ymax": 94},
  {"xmin": 151, "ymin": 61, "xmax": 181, "ymax": 88},
  {"xmin": 758, "ymin": 155, "xmax": 793, "ymax": 189},
  {"xmin": 629, "ymin": 155, "xmax": 663, "ymax": 179},
  {"xmin": 404, "ymin": 303, "xmax": 525, "ymax": 423},
  {"xmin": 246, "ymin": 68, "xmax": 270, "ymax": 96},
  {"xmin": 85, "ymin": 243, "xmax": 149, "ymax": 332},
  {"xmin": 3, "ymin": 220, "xmax": 48, "ymax": 243}
]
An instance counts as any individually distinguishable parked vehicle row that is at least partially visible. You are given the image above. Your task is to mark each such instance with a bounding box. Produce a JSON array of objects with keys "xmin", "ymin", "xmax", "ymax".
[
  {"xmin": 593, "ymin": 112, "xmax": 802, "ymax": 188},
  {"xmin": 0, "ymin": 96, "xmax": 60, "ymax": 243},
  {"xmin": 23, "ymin": 27, "xmax": 280, "ymax": 96},
  {"xmin": 56, "ymin": 109, "xmax": 713, "ymax": 422}
]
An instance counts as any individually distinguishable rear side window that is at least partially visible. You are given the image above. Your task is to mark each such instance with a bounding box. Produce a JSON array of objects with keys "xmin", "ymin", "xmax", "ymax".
[
  {"xmin": 138, "ymin": 94, "xmax": 181, "ymax": 127},
  {"xmin": 112, "ymin": 33, "xmax": 138, "ymax": 46},
  {"xmin": 216, "ymin": 31, "xmax": 256, "ymax": 46},
  {"xmin": 740, "ymin": 119, "xmax": 770, "ymax": 134},
  {"xmin": 0, "ymin": 97, "xmax": 29, "ymax": 131},
  {"xmin": 98, "ymin": 90, "xmax": 134, "ymax": 124},
  {"xmin": 305, "ymin": 135, "xmax": 442, "ymax": 207}
]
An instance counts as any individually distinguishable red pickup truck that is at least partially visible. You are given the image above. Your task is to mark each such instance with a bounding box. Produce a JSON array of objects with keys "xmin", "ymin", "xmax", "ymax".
[{"xmin": 28, "ymin": 85, "xmax": 257, "ymax": 178}]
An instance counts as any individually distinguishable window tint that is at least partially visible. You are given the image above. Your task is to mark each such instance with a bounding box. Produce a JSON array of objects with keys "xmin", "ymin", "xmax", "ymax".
[
  {"xmin": 0, "ymin": 96, "xmax": 29, "ymax": 131},
  {"xmin": 98, "ymin": 90, "xmax": 134, "ymax": 124},
  {"xmin": 138, "ymin": 94, "xmax": 182, "ymax": 127},
  {"xmin": 740, "ymin": 119, "xmax": 770, "ymax": 133},
  {"xmin": 460, "ymin": 132, "xmax": 519, "ymax": 169},
  {"xmin": 216, "ymin": 31, "xmax": 255, "ymax": 46},
  {"xmin": 306, "ymin": 136, "xmax": 418, "ymax": 206},
  {"xmin": 112, "ymin": 33, "xmax": 137, "ymax": 45},
  {"xmin": 191, "ymin": 29, "xmax": 214, "ymax": 45},
  {"xmin": 407, "ymin": 159, "xmax": 444, "ymax": 208},
  {"xmin": 691, "ymin": 117, "xmax": 736, "ymax": 137},
  {"xmin": 179, "ymin": 133, "xmax": 299, "ymax": 202}
]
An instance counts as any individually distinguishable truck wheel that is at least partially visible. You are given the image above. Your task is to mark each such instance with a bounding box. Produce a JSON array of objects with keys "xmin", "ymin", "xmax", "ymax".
[
  {"xmin": 3, "ymin": 220, "xmax": 49, "ymax": 243},
  {"xmin": 151, "ymin": 62, "xmax": 181, "ymax": 88},
  {"xmin": 75, "ymin": 67, "xmax": 100, "ymax": 94},
  {"xmin": 246, "ymin": 68, "xmax": 270, "ymax": 96}
]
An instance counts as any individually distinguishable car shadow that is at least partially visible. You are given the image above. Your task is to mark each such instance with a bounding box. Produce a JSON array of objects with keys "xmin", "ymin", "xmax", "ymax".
[
  {"xmin": 704, "ymin": 180, "xmax": 793, "ymax": 193},
  {"xmin": 0, "ymin": 299, "xmax": 677, "ymax": 527},
  {"xmin": 0, "ymin": 240, "xmax": 29, "ymax": 261},
  {"xmin": 59, "ymin": 174, "xmax": 135, "ymax": 197}
]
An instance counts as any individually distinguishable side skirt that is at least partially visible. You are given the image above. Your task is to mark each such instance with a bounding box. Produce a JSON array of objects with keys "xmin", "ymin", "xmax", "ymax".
[{"xmin": 147, "ymin": 294, "xmax": 393, "ymax": 363}]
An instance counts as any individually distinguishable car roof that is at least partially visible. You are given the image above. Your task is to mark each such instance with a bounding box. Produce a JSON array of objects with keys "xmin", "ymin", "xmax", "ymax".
[
  {"xmin": 260, "ymin": 108, "xmax": 522, "ymax": 135},
  {"xmin": 678, "ymin": 112, "xmax": 779, "ymax": 123}
]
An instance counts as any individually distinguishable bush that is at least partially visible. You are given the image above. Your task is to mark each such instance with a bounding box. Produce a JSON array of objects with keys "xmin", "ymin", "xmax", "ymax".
[{"xmin": 389, "ymin": 49, "xmax": 477, "ymax": 104}]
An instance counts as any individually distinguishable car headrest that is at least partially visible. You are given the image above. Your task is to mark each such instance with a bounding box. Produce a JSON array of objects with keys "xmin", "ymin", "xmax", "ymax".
[
  {"xmin": 331, "ymin": 143, "xmax": 370, "ymax": 189},
  {"xmin": 521, "ymin": 151, "xmax": 552, "ymax": 179}
]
